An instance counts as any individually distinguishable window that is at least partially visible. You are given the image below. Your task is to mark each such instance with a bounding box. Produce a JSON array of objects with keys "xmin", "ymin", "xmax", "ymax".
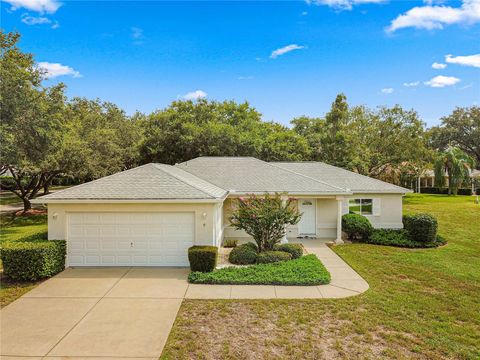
[{"xmin": 349, "ymin": 199, "xmax": 372, "ymax": 215}]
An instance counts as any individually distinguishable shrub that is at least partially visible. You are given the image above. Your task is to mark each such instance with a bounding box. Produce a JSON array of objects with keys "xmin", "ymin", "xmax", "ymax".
[
  {"xmin": 188, "ymin": 254, "xmax": 330, "ymax": 286},
  {"xmin": 256, "ymin": 250, "xmax": 292, "ymax": 264},
  {"xmin": 274, "ymin": 243, "xmax": 303, "ymax": 259},
  {"xmin": 1, "ymin": 235, "xmax": 66, "ymax": 281},
  {"xmin": 403, "ymin": 213, "xmax": 438, "ymax": 243},
  {"xmin": 365, "ymin": 229, "xmax": 446, "ymax": 248},
  {"xmin": 229, "ymin": 193, "xmax": 301, "ymax": 251},
  {"xmin": 342, "ymin": 214, "xmax": 373, "ymax": 241},
  {"xmin": 188, "ymin": 246, "xmax": 218, "ymax": 272},
  {"xmin": 228, "ymin": 243, "xmax": 257, "ymax": 265},
  {"xmin": 223, "ymin": 239, "xmax": 238, "ymax": 248}
]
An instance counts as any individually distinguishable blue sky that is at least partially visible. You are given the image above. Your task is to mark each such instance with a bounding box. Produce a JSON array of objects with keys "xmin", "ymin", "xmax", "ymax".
[{"xmin": 2, "ymin": 0, "xmax": 479, "ymax": 126}]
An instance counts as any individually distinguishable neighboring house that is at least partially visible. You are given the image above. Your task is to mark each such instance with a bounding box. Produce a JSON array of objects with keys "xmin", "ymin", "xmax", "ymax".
[
  {"xmin": 419, "ymin": 169, "xmax": 480, "ymax": 193},
  {"xmin": 33, "ymin": 157, "xmax": 411, "ymax": 267}
]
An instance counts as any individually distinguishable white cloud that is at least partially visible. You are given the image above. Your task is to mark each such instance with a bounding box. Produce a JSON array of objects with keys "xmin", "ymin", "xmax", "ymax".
[
  {"xmin": 445, "ymin": 53, "xmax": 480, "ymax": 68},
  {"xmin": 381, "ymin": 87, "xmax": 394, "ymax": 94},
  {"xmin": 270, "ymin": 44, "xmax": 306, "ymax": 59},
  {"xmin": 20, "ymin": 13, "xmax": 58, "ymax": 28},
  {"xmin": 238, "ymin": 76, "xmax": 254, "ymax": 80},
  {"xmin": 3, "ymin": 0, "xmax": 61, "ymax": 13},
  {"xmin": 182, "ymin": 90, "xmax": 207, "ymax": 100},
  {"xmin": 21, "ymin": 15, "xmax": 50, "ymax": 25},
  {"xmin": 403, "ymin": 81, "xmax": 420, "ymax": 87},
  {"xmin": 387, "ymin": 0, "xmax": 480, "ymax": 32},
  {"xmin": 432, "ymin": 62, "xmax": 447, "ymax": 69},
  {"xmin": 424, "ymin": 75, "xmax": 460, "ymax": 87},
  {"xmin": 306, "ymin": 0, "xmax": 385, "ymax": 11},
  {"xmin": 37, "ymin": 62, "xmax": 81, "ymax": 78},
  {"xmin": 131, "ymin": 27, "xmax": 144, "ymax": 45},
  {"xmin": 301, "ymin": 11, "xmax": 308, "ymax": 15}
]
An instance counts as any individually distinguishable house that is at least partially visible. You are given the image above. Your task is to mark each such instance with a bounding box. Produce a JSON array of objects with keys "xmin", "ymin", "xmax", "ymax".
[
  {"xmin": 418, "ymin": 169, "xmax": 480, "ymax": 194},
  {"xmin": 33, "ymin": 157, "xmax": 411, "ymax": 267}
]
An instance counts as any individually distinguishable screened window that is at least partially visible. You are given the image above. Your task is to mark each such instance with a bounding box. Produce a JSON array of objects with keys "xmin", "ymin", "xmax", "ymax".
[{"xmin": 349, "ymin": 199, "xmax": 373, "ymax": 215}]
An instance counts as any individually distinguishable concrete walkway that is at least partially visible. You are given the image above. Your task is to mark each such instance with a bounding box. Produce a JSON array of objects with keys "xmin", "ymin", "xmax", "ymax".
[{"xmin": 0, "ymin": 241, "xmax": 368, "ymax": 358}]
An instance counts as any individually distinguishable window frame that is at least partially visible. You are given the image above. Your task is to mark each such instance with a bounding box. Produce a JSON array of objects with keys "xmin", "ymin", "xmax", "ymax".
[{"xmin": 349, "ymin": 198, "xmax": 373, "ymax": 215}]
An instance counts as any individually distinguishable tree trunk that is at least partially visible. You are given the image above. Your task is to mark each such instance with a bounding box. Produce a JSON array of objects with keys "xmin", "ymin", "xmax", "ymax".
[
  {"xmin": 43, "ymin": 182, "xmax": 50, "ymax": 195},
  {"xmin": 22, "ymin": 197, "xmax": 32, "ymax": 212}
]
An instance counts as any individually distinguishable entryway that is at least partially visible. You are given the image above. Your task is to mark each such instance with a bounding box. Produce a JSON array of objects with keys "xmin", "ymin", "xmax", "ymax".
[{"xmin": 298, "ymin": 199, "xmax": 316, "ymax": 235}]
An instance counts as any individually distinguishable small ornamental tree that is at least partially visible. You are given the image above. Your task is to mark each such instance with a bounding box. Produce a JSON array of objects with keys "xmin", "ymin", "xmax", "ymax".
[{"xmin": 229, "ymin": 193, "xmax": 301, "ymax": 252}]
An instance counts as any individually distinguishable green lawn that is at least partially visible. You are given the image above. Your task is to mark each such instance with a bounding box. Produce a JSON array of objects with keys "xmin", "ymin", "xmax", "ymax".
[
  {"xmin": 189, "ymin": 254, "xmax": 330, "ymax": 286},
  {"xmin": 0, "ymin": 213, "xmax": 48, "ymax": 308},
  {"xmin": 162, "ymin": 194, "xmax": 480, "ymax": 359}
]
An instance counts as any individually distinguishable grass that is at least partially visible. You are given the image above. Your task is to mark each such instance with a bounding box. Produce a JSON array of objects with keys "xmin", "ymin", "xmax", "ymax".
[
  {"xmin": 162, "ymin": 194, "xmax": 480, "ymax": 359},
  {"xmin": 188, "ymin": 254, "xmax": 331, "ymax": 286},
  {"xmin": 0, "ymin": 213, "xmax": 48, "ymax": 308}
]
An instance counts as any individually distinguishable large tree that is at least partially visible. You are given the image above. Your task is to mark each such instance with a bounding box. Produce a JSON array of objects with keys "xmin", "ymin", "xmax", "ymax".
[
  {"xmin": 429, "ymin": 106, "xmax": 480, "ymax": 167},
  {"xmin": 0, "ymin": 31, "xmax": 141, "ymax": 211},
  {"xmin": 0, "ymin": 31, "xmax": 71, "ymax": 211},
  {"xmin": 139, "ymin": 99, "xmax": 311, "ymax": 164}
]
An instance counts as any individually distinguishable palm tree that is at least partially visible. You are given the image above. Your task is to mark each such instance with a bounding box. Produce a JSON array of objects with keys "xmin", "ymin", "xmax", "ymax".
[{"xmin": 434, "ymin": 147, "xmax": 475, "ymax": 195}]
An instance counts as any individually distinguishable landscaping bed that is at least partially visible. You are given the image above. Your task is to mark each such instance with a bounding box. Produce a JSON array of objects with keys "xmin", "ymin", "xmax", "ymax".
[{"xmin": 188, "ymin": 254, "xmax": 330, "ymax": 285}]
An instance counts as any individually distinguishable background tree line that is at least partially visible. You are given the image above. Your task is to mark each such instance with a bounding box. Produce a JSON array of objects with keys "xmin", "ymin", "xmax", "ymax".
[{"xmin": 1, "ymin": 31, "xmax": 478, "ymax": 211}]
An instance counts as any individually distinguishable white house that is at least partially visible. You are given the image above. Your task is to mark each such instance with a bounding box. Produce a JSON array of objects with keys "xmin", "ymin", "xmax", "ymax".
[{"xmin": 33, "ymin": 157, "xmax": 411, "ymax": 267}]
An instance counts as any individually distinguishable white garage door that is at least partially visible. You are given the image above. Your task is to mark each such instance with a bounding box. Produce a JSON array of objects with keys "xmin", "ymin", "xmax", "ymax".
[{"xmin": 67, "ymin": 212, "xmax": 195, "ymax": 266}]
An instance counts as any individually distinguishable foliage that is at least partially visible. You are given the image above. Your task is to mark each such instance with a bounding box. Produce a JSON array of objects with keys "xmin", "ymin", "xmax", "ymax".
[
  {"xmin": 291, "ymin": 97, "xmax": 430, "ymax": 180},
  {"xmin": 188, "ymin": 254, "xmax": 330, "ymax": 285},
  {"xmin": 429, "ymin": 106, "xmax": 480, "ymax": 166},
  {"xmin": 365, "ymin": 229, "xmax": 445, "ymax": 248},
  {"xmin": 256, "ymin": 250, "xmax": 292, "ymax": 264},
  {"xmin": 274, "ymin": 243, "xmax": 303, "ymax": 259},
  {"xmin": 403, "ymin": 213, "xmax": 438, "ymax": 243},
  {"xmin": 420, "ymin": 187, "xmax": 473, "ymax": 196},
  {"xmin": 187, "ymin": 246, "xmax": 218, "ymax": 272},
  {"xmin": 228, "ymin": 243, "xmax": 258, "ymax": 265},
  {"xmin": 342, "ymin": 213, "xmax": 373, "ymax": 241},
  {"xmin": 0, "ymin": 31, "xmax": 142, "ymax": 210},
  {"xmin": 1, "ymin": 232, "xmax": 66, "ymax": 281},
  {"xmin": 222, "ymin": 239, "xmax": 238, "ymax": 248},
  {"xmin": 434, "ymin": 146, "xmax": 475, "ymax": 195},
  {"xmin": 230, "ymin": 194, "xmax": 301, "ymax": 252},
  {"xmin": 139, "ymin": 99, "xmax": 311, "ymax": 165}
]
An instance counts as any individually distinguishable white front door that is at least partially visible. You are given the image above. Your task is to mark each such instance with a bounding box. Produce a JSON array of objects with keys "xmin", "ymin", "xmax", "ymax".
[
  {"xmin": 298, "ymin": 199, "xmax": 316, "ymax": 235},
  {"xmin": 67, "ymin": 212, "xmax": 195, "ymax": 266}
]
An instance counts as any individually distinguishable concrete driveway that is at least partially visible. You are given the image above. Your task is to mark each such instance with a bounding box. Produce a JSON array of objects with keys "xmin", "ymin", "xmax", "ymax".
[
  {"xmin": 1, "ymin": 267, "xmax": 188, "ymax": 359},
  {"xmin": 1, "ymin": 242, "xmax": 368, "ymax": 359}
]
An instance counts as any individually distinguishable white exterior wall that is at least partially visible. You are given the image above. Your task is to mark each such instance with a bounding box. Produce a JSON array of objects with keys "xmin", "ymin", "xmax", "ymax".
[
  {"xmin": 222, "ymin": 193, "xmax": 404, "ymax": 242},
  {"xmin": 342, "ymin": 194, "xmax": 404, "ymax": 229},
  {"xmin": 47, "ymin": 202, "xmax": 218, "ymax": 246}
]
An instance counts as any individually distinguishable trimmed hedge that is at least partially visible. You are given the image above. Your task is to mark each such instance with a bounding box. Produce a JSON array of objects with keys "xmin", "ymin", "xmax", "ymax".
[
  {"xmin": 420, "ymin": 187, "xmax": 474, "ymax": 196},
  {"xmin": 228, "ymin": 243, "xmax": 257, "ymax": 265},
  {"xmin": 188, "ymin": 246, "xmax": 218, "ymax": 272},
  {"xmin": 342, "ymin": 214, "xmax": 373, "ymax": 240},
  {"xmin": 1, "ymin": 233, "xmax": 66, "ymax": 281},
  {"xmin": 274, "ymin": 243, "xmax": 303, "ymax": 259},
  {"xmin": 189, "ymin": 254, "xmax": 330, "ymax": 286},
  {"xmin": 256, "ymin": 250, "xmax": 292, "ymax": 264},
  {"xmin": 365, "ymin": 229, "xmax": 446, "ymax": 248},
  {"xmin": 403, "ymin": 213, "xmax": 438, "ymax": 243}
]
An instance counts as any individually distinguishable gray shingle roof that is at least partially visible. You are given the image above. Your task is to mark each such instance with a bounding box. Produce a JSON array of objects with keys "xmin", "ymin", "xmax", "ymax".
[
  {"xmin": 176, "ymin": 157, "xmax": 349, "ymax": 194},
  {"xmin": 272, "ymin": 162, "xmax": 411, "ymax": 193},
  {"xmin": 35, "ymin": 164, "xmax": 227, "ymax": 201}
]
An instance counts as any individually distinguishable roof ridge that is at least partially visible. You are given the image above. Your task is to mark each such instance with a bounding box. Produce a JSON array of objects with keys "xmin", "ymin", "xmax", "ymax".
[
  {"xmin": 153, "ymin": 164, "xmax": 225, "ymax": 198},
  {"xmin": 39, "ymin": 164, "xmax": 154, "ymax": 199},
  {"xmin": 267, "ymin": 161, "xmax": 350, "ymax": 193}
]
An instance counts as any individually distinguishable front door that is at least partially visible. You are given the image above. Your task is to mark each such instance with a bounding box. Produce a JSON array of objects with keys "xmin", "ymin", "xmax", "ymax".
[{"xmin": 298, "ymin": 199, "xmax": 316, "ymax": 235}]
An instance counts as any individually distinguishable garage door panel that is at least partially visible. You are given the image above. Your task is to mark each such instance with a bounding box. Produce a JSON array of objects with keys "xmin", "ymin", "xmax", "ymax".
[{"xmin": 67, "ymin": 212, "xmax": 195, "ymax": 266}]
